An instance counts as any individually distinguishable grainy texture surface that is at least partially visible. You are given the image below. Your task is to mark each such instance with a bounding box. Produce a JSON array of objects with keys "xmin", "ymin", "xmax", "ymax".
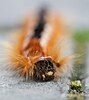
[{"xmin": 0, "ymin": 70, "xmax": 69, "ymax": 100}]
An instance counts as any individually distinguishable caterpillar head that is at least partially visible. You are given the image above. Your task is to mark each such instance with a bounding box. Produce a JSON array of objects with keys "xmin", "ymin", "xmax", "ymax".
[{"xmin": 33, "ymin": 56, "xmax": 57, "ymax": 81}]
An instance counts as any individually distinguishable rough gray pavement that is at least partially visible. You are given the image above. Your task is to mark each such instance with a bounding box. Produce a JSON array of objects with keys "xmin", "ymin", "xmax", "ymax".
[{"xmin": 0, "ymin": 69, "xmax": 69, "ymax": 100}]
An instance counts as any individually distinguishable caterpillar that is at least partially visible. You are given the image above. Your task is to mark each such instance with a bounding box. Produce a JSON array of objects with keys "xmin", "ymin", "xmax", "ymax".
[{"xmin": 0, "ymin": 8, "xmax": 73, "ymax": 82}]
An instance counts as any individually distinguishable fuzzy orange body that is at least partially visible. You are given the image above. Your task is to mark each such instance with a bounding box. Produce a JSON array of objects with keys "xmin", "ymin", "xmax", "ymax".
[{"xmin": 1, "ymin": 9, "xmax": 73, "ymax": 81}]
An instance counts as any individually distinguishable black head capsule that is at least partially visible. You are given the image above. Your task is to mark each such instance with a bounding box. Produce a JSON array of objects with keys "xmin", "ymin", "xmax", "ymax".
[{"xmin": 33, "ymin": 57, "xmax": 56, "ymax": 81}]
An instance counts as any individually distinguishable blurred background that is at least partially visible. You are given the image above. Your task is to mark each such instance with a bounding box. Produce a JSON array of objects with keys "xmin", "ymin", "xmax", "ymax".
[
  {"xmin": 0, "ymin": 0, "xmax": 89, "ymax": 45},
  {"xmin": 0, "ymin": 0, "xmax": 89, "ymax": 100},
  {"xmin": 0, "ymin": 0, "xmax": 89, "ymax": 28}
]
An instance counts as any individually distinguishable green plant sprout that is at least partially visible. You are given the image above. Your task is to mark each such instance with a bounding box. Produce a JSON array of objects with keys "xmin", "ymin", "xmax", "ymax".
[{"xmin": 69, "ymin": 80, "xmax": 83, "ymax": 94}]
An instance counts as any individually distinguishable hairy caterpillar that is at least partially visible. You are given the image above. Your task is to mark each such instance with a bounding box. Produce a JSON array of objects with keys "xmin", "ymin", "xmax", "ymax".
[{"xmin": 0, "ymin": 8, "xmax": 73, "ymax": 82}]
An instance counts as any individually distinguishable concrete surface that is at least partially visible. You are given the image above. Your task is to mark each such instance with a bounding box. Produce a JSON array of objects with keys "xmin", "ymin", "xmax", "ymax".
[{"xmin": 0, "ymin": 69, "xmax": 69, "ymax": 100}]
